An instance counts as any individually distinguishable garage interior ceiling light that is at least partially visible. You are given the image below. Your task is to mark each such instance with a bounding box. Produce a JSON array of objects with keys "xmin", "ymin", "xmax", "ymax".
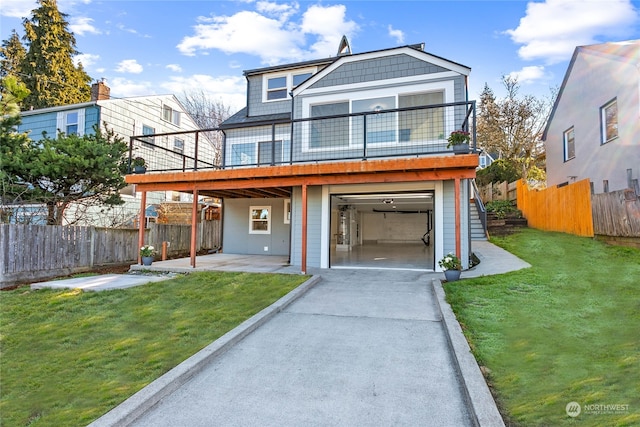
[{"xmin": 338, "ymin": 193, "xmax": 432, "ymax": 199}]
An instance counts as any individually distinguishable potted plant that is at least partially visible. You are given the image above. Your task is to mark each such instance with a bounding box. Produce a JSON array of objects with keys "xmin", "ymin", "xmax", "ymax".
[
  {"xmin": 132, "ymin": 157, "xmax": 147, "ymax": 174},
  {"xmin": 140, "ymin": 245, "xmax": 156, "ymax": 266},
  {"xmin": 438, "ymin": 252, "xmax": 462, "ymax": 282},
  {"xmin": 447, "ymin": 130, "xmax": 471, "ymax": 154}
]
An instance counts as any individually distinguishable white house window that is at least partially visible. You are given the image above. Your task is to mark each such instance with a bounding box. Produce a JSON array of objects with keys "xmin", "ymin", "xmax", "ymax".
[
  {"xmin": 258, "ymin": 140, "xmax": 283, "ymax": 165},
  {"xmin": 264, "ymin": 68, "xmax": 316, "ymax": 102},
  {"xmin": 163, "ymin": 105, "xmax": 181, "ymax": 126},
  {"xmin": 292, "ymin": 72, "xmax": 313, "ymax": 87},
  {"xmin": 66, "ymin": 112, "xmax": 79, "ymax": 135},
  {"xmin": 310, "ymin": 102, "xmax": 349, "ymax": 149},
  {"xmin": 399, "ymin": 91, "xmax": 445, "ymax": 141},
  {"xmin": 174, "ymin": 138, "xmax": 184, "ymax": 154},
  {"xmin": 267, "ymin": 76, "xmax": 288, "ymax": 100},
  {"xmin": 249, "ymin": 206, "xmax": 271, "ymax": 234},
  {"xmin": 564, "ymin": 127, "xmax": 575, "ymax": 161},
  {"xmin": 142, "ymin": 125, "xmax": 155, "ymax": 146},
  {"xmin": 353, "ymin": 96, "xmax": 397, "ymax": 144},
  {"xmin": 231, "ymin": 142, "xmax": 256, "ymax": 165},
  {"xmin": 56, "ymin": 109, "xmax": 85, "ymax": 136},
  {"xmin": 600, "ymin": 98, "xmax": 618, "ymax": 144}
]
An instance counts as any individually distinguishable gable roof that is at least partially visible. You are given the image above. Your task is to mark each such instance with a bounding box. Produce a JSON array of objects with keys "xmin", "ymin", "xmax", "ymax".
[
  {"xmin": 293, "ymin": 44, "xmax": 470, "ymax": 96},
  {"xmin": 542, "ymin": 39, "xmax": 640, "ymax": 140}
]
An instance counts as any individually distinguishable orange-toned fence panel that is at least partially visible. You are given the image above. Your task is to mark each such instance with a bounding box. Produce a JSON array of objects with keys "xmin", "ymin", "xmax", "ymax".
[{"xmin": 516, "ymin": 179, "xmax": 594, "ymax": 237}]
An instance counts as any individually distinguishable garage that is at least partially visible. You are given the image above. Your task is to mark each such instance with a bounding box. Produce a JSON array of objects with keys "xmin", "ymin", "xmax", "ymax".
[{"xmin": 330, "ymin": 191, "xmax": 435, "ymax": 270}]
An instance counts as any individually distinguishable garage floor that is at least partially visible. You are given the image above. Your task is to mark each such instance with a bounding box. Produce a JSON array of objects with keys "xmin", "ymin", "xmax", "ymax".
[{"xmin": 330, "ymin": 242, "xmax": 434, "ymax": 270}]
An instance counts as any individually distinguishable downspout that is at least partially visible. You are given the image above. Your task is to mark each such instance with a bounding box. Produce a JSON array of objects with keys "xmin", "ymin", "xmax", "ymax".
[{"xmin": 221, "ymin": 130, "xmax": 227, "ymax": 169}]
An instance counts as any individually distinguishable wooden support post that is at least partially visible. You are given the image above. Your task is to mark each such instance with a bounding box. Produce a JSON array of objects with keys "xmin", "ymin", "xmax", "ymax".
[
  {"xmin": 301, "ymin": 184, "xmax": 307, "ymax": 274},
  {"xmin": 455, "ymin": 178, "xmax": 461, "ymax": 260},
  {"xmin": 138, "ymin": 191, "xmax": 147, "ymax": 265},
  {"xmin": 162, "ymin": 241, "xmax": 168, "ymax": 261},
  {"xmin": 190, "ymin": 190, "xmax": 199, "ymax": 268}
]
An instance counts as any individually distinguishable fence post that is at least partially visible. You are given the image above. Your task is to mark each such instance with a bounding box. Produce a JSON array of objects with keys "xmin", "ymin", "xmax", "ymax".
[{"xmin": 90, "ymin": 226, "xmax": 96, "ymax": 267}]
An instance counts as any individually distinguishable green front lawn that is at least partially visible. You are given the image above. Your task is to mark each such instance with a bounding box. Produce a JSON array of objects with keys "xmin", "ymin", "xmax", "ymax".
[
  {"xmin": 0, "ymin": 271, "xmax": 308, "ymax": 426},
  {"xmin": 445, "ymin": 228, "xmax": 640, "ymax": 426}
]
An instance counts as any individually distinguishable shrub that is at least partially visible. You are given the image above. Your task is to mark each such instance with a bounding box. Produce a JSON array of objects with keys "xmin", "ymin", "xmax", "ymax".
[{"xmin": 485, "ymin": 200, "xmax": 521, "ymax": 219}]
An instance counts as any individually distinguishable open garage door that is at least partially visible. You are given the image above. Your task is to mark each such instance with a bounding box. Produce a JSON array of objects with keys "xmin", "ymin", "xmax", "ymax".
[{"xmin": 330, "ymin": 191, "xmax": 435, "ymax": 270}]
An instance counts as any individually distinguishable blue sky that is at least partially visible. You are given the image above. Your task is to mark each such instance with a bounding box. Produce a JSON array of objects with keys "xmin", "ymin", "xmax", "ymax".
[{"xmin": 2, "ymin": 0, "xmax": 639, "ymax": 112}]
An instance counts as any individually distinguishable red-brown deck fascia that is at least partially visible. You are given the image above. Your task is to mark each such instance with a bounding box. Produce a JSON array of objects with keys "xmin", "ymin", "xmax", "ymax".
[{"xmin": 126, "ymin": 154, "xmax": 478, "ymax": 198}]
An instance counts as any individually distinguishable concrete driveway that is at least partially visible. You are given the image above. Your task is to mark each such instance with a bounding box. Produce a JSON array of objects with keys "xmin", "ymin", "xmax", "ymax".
[{"xmin": 91, "ymin": 267, "xmax": 507, "ymax": 427}]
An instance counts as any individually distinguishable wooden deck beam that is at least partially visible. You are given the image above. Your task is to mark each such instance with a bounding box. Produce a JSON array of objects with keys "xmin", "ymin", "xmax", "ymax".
[{"xmin": 130, "ymin": 166, "xmax": 477, "ymax": 195}]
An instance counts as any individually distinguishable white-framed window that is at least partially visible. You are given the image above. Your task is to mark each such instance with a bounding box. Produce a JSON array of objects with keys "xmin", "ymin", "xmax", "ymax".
[
  {"xmin": 563, "ymin": 127, "xmax": 575, "ymax": 161},
  {"xmin": 231, "ymin": 142, "xmax": 256, "ymax": 165},
  {"xmin": 258, "ymin": 140, "xmax": 283, "ymax": 165},
  {"xmin": 142, "ymin": 125, "xmax": 155, "ymax": 146},
  {"xmin": 162, "ymin": 105, "xmax": 181, "ymax": 126},
  {"xmin": 284, "ymin": 199, "xmax": 291, "ymax": 224},
  {"xmin": 302, "ymin": 82, "xmax": 454, "ymax": 152},
  {"xmin": 310, "ymin": 101, "xmax": 350, "ymax": 149},
  {"xmin": 600, "ymin": 98, "xmax": 618, "ymax": 144},
  {"xmin": 249, "ymin": 206, "xmax": 271, "ymax": 234},
  {"xmin": 56, "ymin": 109, "xmax": 85, "ymax": 136},
  {"xmin": 263, "ymin": 68, "xmax": 316, "ymax": 102},
  {"xmin": 174, "ymin": 138, "xmax": 184, "ymax": 154}
]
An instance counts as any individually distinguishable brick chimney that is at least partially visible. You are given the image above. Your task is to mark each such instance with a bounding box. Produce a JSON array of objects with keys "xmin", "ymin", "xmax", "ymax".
[{"xmin": 91, "ymin": 79, "xmax": 110, "ymax": 101}]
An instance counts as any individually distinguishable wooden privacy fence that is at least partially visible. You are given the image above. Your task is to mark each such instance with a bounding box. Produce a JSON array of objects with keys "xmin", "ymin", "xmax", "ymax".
[
  {"xmin": 516, "ymin": 179, "xmax": 594, "ymax": 237},
  {"xmin": 592, "ymin": 189, "xmax": 640, "ymax": 238},
  {"xmin": 0, "ymin": 221, "xmax": 220, "ymax": 288},
  {"xmin": 478, "ymin": 180, "xmax": 518, "ymax": 203}
]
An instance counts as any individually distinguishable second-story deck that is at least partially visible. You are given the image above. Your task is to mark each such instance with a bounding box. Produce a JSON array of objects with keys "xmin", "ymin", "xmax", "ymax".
[{"xmin": 127, "ymin": 100, "xmax": 477, "ymax": 174}]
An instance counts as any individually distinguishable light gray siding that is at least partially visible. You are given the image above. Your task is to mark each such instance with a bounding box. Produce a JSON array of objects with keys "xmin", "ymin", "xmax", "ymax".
[
  {"xmin": 246, "ymin": 75, "xmax": 292, "ymax": 117},
  {"xmin": 545, "ymin": 45, "xmax": 640, "ymax": 193},
  {"xmin": 222, "ymin": 198, "xmax": 290, "ymax": 255},
  {"xmin": 309, "ymin": 54, "xmax": 449, "ymax": 89},
  {"xmin": 442, "ymin": 180, "xmax": 470, "ymax": 269},
  {"xmin": 289, "ymin": 186, "xmax": 323, "ymax": 268}
]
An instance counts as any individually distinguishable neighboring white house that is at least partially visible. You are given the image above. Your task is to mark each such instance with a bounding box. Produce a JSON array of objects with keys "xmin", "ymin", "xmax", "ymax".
[
  {"xmin": 13, "ymin": 82, "xmax": 214, "ymax": 226},
  {"xmin": 543, "ymin": 40, "xmax": 640, "ymax": 193}
]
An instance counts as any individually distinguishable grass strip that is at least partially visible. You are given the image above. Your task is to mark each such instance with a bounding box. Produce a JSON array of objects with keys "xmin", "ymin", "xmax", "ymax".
[
  {"xmin": 0, "ymin": 271, "xmax": 307, "ymax": 426},
  {"xmin": 445, "ymin": 228, "xmax": 640, "ymax": 426}
]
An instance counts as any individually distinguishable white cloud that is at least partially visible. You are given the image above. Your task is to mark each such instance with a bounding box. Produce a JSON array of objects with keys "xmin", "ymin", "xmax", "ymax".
[
  {"xmin": 507, "ymin": 66, "xmax": 548, "ymax": 84},
  {"xmin": 117, "ymin": 23, "xmax": 139, "ymax": 35},
  {"xmin": 166, "ymin": 64, "xmax": 183, "ymax": 73},
  {"xmin": 0, "ymin": 0, "xmax": 35, "ymax": 18},
  {"xmin": 161, "ymin": 74, "xmax": 246, "ymax": 112},
  {"xmin": 300, "ymin": 5, "xmax": 359, "ymax": 58},
  {"xmin": 115, "ymin": 59, "xmax": 143, "ymax": 74},
  {"xmin": 505, "ymin": 0, "xmax": 639, "ymax": 64},
  {"xmin": 177, "ymin": 3, "xmax": 358, "ymax": 64},
  {"xmin": 74, "ymin": 53, "xmax": 100, "ymax": 68},
  {"xmin": 70, "ymin": 16, "xmax": 101, "ymax": 36},
  {"xmin": 108, "ymin": 77, "xmax": 155, "ymax": 98},
  {"xmin": 388, "ymin": 25, "xmax": 405, "ymax": 44}
]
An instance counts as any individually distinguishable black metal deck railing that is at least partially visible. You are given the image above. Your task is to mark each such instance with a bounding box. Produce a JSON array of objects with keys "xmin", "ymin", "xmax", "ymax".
[{"xmin": 128, "ymin": 100, "xmax": 476, "ymax": 173}]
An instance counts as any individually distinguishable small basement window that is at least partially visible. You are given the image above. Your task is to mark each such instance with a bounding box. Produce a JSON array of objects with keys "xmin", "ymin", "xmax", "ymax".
[{"xmin": 249, "ymin": 206, "xmax": 271, "ymax": 234}]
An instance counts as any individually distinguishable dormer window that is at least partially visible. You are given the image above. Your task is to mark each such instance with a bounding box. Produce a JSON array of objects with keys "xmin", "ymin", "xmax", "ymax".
[
  {"xmin": 267, "ymin": 76, "xmax": 288, "ymax": 100},
  {"xmin": 263, "ymin": 68, "xmax": 315, "ymax": 102}
]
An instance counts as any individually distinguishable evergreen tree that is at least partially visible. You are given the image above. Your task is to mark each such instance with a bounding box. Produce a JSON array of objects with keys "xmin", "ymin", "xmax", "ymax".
[
  {"xmin": 0, "ymin": 30, "xmax": 27, "ymax": 82},
  {"xmin": 21, "ymin": 0, "xmax": 92, "ymax": 109},
  {"xmin": 5, "ymin": 124, "xmax": 129, "ymax": 225},
  {"xmin": 0, "ymin": 77, "xmax": 32, "ymax": 212}
]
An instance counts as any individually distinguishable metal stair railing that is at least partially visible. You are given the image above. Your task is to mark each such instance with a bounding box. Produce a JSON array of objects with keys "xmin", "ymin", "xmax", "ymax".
[{"xmin": 471, "ymin": 178, "xmax": 487, "ymax": 238}]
